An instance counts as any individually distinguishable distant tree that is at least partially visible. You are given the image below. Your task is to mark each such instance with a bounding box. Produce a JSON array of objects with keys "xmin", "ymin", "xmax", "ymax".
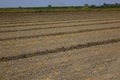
[
  {"xmin": 48, "ymin": 5, "xmax": 52, "ymax": 8},
  {"xmin": 84, "ymin": 4, "xmax": 89, "ymax": 7},
  {"xmin": 90, "ymin": 5, "xmax": 96, "ymax": 8},
  {"xmin": 115, "ymin": 3, "xmax": 119, "ymax": 6},
  {"xmin": 18, "ymin": 6, "xmax": 22, "ymax": 9},
  {"xmin": 83, "ymin": 4, "xmax": 89, "ymax": 8},
  {"xmin": 103, "ymin": 3, "xmax": 108, "ymax": 7}
]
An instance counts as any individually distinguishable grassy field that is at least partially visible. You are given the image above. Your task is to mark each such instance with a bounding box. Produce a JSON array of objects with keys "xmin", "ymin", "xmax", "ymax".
[{"xmin": 0, "ymin": 7, "xmax": 120, "ymax": 12}]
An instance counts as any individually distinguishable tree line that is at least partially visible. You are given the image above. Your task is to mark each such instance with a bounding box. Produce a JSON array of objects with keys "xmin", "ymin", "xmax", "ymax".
[
  {"xmin": 90, "ymin": 3, "xmax": 120, "ymax": 8},
  {"xmin": 47, "ymin": 3, "xmax": 120, "ymax": 8}
]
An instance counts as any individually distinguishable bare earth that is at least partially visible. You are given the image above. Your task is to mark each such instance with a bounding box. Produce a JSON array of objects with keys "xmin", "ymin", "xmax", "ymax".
[{"xmin": 0, "ymin": 11, "xmax": 120, "ymax": 80}]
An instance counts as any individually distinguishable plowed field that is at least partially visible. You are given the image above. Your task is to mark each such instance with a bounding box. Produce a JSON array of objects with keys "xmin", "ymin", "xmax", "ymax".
[{"xmin": 0, "ymin": 11, "xmax": 120, "ymax": 80}]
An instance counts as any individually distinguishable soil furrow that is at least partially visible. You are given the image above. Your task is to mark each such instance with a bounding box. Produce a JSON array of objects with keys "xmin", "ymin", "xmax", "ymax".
[
  {"xmin": 0, "ymin": 19, "xmax": 120, "ymax": 28},
  {"xmin": 0, "ymin": 38, "xmax": 120, "ymax": 62},
  {"xmin": 0, "ymin": 20, "xmax": 120, "ymax": 33},
  {"xmin": 0, "ymin": 18, "xmax": 117, "ymax": 25},
  {"xmin": 0, "ymin": 26, "xmax": 120, "ymax": 41}
]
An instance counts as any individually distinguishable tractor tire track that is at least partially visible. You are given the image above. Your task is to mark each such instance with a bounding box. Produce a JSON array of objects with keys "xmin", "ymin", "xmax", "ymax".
[{"xmin": 0, "ymin": 26, "xmax": 120, "ymax": 41}]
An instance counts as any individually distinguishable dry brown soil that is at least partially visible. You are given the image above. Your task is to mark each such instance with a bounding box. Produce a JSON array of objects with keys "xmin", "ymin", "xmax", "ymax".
[{"xmin": 0, "ymin": 11, "xmax": 120, "ymax": 80}]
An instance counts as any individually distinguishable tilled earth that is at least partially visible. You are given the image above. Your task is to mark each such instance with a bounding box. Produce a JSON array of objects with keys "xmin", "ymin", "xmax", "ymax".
[{"xmin": 0, "ymin": 11, "xmax": 120, "ymax": 80}]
